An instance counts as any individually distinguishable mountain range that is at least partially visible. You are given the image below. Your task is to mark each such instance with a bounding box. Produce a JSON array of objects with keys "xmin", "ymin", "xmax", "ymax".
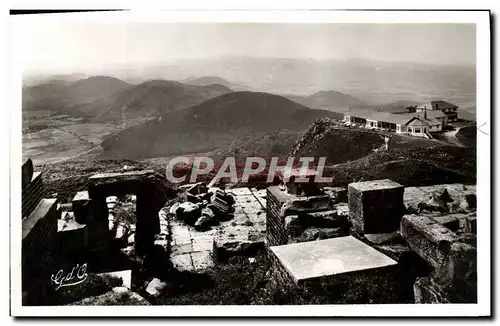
[
  {"xmin": 23, "ymin": 76, "xmax": 132, "ymax": 114},
  {"xmin": 183, "ymin": 76, "xmax": 251, "ymax": 91},
  {"xmin": 99, "ymin": 91, "xmax": 340, "ymax": 159},
  {"xmin": 72, "ymin": 79, "xmax": 232, "ymax": 121}
]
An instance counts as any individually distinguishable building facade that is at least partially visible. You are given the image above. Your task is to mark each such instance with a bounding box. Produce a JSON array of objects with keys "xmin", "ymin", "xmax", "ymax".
[
  {"xmin": 415, "ymin": 100, "xmax": 458, "ymax": 122},
  {"xmin": 344, "ymin": 109, "xmax": 443, "ymax": 139}
]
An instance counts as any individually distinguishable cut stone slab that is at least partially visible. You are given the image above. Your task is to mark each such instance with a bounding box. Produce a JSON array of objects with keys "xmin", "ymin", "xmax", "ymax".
[
  {"xmin": 171, "ymin": 253, "xmax": 194, "ymax": 272},
  {"xmin": 22, "ymin": 171, "xmax": 43, "ymax": 219},
  {"xmin": 348, "ymin": 179, "xmax": 404, "ymax": 234},
  {"xmin": 22, "ymin": 198, "xmax": 59, "ymax": 241},
  {"xmin": 269, "ymin": 235, "xmax": 397, "ymax": 284},
  {"xmin": 89, "ymin": 170, "xmax": 155, "ymax": 185}
]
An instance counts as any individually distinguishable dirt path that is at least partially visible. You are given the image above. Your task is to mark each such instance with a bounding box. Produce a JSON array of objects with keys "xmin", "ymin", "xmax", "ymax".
[{"xmin": 434, "ymin": 126, "xmax": 467, "ymax": 147}]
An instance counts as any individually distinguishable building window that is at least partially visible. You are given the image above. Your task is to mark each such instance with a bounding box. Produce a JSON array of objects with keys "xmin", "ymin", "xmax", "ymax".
[{"xmin": 415, "ymin": 128, "xmax": 421, "ymax": 133}]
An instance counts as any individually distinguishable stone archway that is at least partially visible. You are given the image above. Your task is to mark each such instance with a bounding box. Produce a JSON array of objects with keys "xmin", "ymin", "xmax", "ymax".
[{"xmin": 87, "ymin": 170, "xmax": 161, "ymax": 254}]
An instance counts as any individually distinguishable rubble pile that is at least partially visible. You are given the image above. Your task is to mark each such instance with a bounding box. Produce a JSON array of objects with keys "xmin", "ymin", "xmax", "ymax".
[{"xmin": 165, "ymin": 182, "xmax": 236, "ymax": 232}]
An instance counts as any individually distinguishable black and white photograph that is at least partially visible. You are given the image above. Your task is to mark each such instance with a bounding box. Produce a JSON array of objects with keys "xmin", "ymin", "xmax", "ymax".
[{"xmin": 9, "ymin": 9, "xmax": 491, "ymax": 317}]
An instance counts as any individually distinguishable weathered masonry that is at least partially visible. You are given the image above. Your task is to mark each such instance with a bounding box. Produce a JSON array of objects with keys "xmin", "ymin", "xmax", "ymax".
[
  {"xmin": 22, "ymin": 160, "xmax": 60, "ymax": 282},
  {"xmin": 87, "ymin": 170, "xmax": 160, "ymax": 254},
  {"xmin": 267, "ymin": 179, "xmax": 478, "ymax": 304}
]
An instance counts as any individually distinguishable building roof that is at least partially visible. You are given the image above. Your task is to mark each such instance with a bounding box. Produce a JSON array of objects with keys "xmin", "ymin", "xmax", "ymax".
[
  {"xmin": 400, "ymin": 111, "xmax": 444, "ymax": 126},
  {"xmin": 407, "ymin": 119, "xmax": 430, "ymax": 127},
  {"xmin": 413, "ymin": 110, "xmax": 446, "ymax": 119},
  {"xmin": 345, "ymin": 109, "xmax": 414, "ymax": 125},
  {"xmin": 415, "ymin": 100, "xmax": 458, "ymax": 111}
]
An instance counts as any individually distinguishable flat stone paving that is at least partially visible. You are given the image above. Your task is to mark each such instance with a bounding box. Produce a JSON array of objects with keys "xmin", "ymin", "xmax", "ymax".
[
  {"xmin": 270, "ymin": 235, "xmax": 397, "ymax": 284},
  {"xmin": 165, "ymin": 187, "xmax": 267, "ymax": 273}
]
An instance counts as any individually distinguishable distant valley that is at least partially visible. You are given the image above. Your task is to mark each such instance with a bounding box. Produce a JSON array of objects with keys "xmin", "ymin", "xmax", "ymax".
[{"xmin": 22, "ymin": 57, "xmax": 477, "ymax": 165}]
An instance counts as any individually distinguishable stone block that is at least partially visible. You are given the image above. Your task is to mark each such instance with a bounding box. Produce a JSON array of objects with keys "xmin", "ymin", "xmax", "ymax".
[
  {"xmin": 269, "ymin": 236, "xmax": 397, "ymax": 285},
  {"xmin": 348, "ymin": 179, "xmax": 404, "ymax": 234},
  {"xmin": 284, "ymin": 215, "xmax": 302, "ymax": 237},
  {"xmin": 22, "ymin": 171, "xmax": 43, "ymax": 219},
  {"xmin": 466, "ymin": 214, "xmax": 477, "ymax": 233},
  {"xmin": 88, "ymin": 170, "xmax": 155, "ymax": 195},
  {"xmin": 22, "ymin": 198, "xmax": 59, "ymax": 243},
  {"xmin": 301, "ymin": 209, "xmax": 349, "ymax": 229},
  {"xmin": 295, "ymin": 227, "xmax": 344, "ymax": 242},
  {"xmin": 400, "ymin": 215, "xmax": 459, "ymax": 268},
  {"xmin": 323, "ymin": 186, "xmax": 348, "ymax": 203},
  {"xmin": 281, "ymin": 194, "xmax": 331, "ymax": 215},
  {"xmin": 171, "ymin": 253, "xmax": 194, "ymax": 272},
  {"xmin": 414, "ymin": 277, "xmax": 450, "ymax": 303},
  {"xmin": 430, "ymin": 215, "xmax": 460, "ymax": 231},
  {"xmin": 171, "ymin": 243, "xmax": 193, "ymax": 256},
  {"xmin": 72, "ymin": 191, "xmax": 94, "ymax": 224},
  {"xmin": 179, "ymin": 182, "xmax": 207, "ymax": 195},
  {"xmin": 431, "ymin": 242, "xmax": 477, "ymax": 303},
  {"xmin": 213, "ymin": 236, "xmax": 264, "ymax": 261}
]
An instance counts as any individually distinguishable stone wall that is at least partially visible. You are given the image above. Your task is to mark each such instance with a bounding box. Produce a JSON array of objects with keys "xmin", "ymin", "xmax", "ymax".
[
  {"xmin": 266, "ymin": 186, "xmax": 290, "ymax": 246},
  {"xmin": 22, "ymin": 172, "xmax": 43, "ymax": 219},
  {"xmin": 401, "ymin": 214, "xmax": 477, "ymax": 303},
  {"xmin": 88, "ymin": 170, "xmax": 159, "ymax": 254},
  {"xmin": 267, "ymin": 245, "xmax": 296, "ymax": 288},
  {"xmin": 267, "ymin": 186, "xmax": 350, "ymax": 246},
  {"xmin": 22, "ymin": 198, "xmax": 60, "ymax": 278}
]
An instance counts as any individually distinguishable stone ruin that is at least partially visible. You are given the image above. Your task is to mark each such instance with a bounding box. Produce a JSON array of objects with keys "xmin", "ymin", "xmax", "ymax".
[
  {"xmin": 58, "ymin": 170, "xmax": 165, "ymax": 256},
  {"xmin": 158, "ymin": 183, "xmax": 267, "ymax": 275},
  {"xmin": 266, "ymin": 178, "xmax": 477, "ymax": 304},
  {"xmin": 22, "ymin": 159, "xmax": 59, "ymax": 282},
  {"xmin": 22, "ymin": 157, "xmax": 477, "ymax": 304}
]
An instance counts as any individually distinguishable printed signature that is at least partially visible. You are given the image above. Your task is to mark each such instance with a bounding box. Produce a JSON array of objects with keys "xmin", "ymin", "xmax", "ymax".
[{"xmin": 50, "ymin": 263, "xmax": 88, "ymax": 290}]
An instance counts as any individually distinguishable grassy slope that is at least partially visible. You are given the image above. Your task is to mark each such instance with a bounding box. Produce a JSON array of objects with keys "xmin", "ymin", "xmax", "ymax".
[
  {"xmin": 456, "ymin": 125, "xmax": 477, "ymax": 149},
  {"xmin": 39, "ymin": 159, "xmax": 165, "ymax": 202},
  {"xmin": 292, "ymin": 122, "xmax": 476, "ymax": 187}
]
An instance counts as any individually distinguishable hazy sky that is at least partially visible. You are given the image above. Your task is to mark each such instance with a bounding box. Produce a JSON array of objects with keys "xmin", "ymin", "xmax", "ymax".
[{"xmin": 19, "ymin": 22, "xmax": 476, "ymax": 74}]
